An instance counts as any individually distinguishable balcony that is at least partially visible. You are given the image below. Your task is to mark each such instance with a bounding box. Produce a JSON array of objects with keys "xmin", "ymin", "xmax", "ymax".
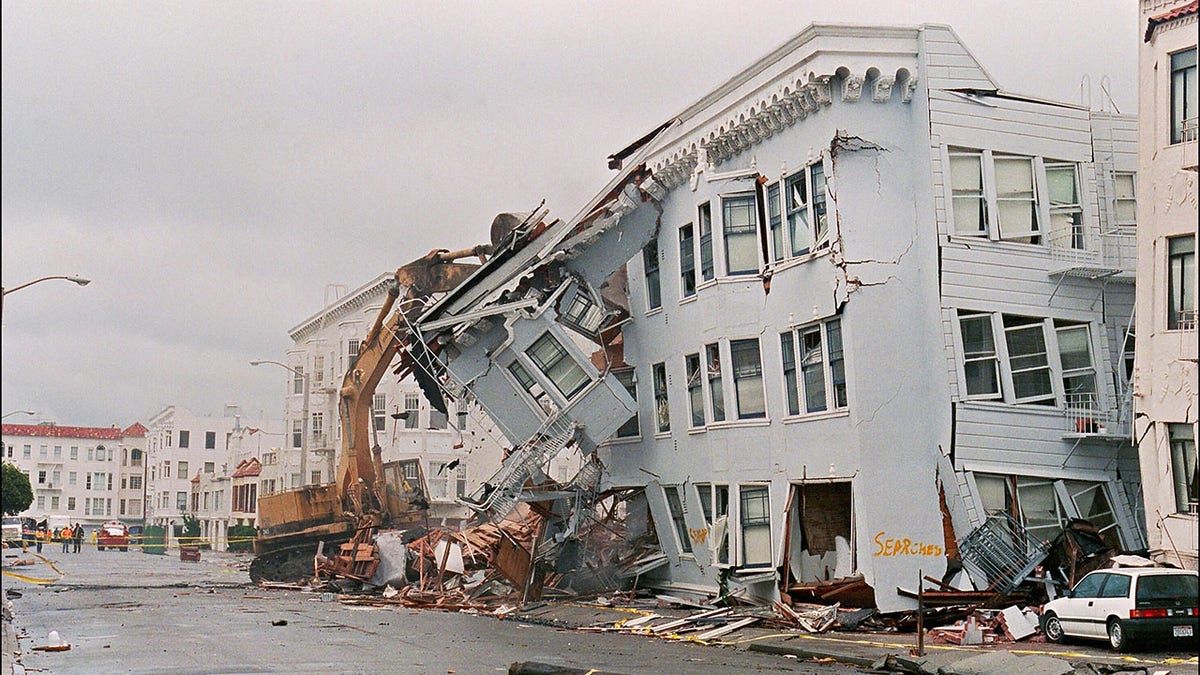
[
  {"xmin": 1062, "ymin": 393, "xmax": 1130, "ymax": 441},
  {"xmin": 1048, "ymin": 229, "xmax": 1135, "ymax": 282}
]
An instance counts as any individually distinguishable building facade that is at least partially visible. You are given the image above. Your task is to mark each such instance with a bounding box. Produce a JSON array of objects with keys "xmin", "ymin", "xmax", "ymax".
[
  {"xmin": 143, "ymin": 404, "xmax": 282, "ymax": 548},
  {"xmin": 280, "ymin": 274, "xmax": 512, "ymax": 528},
  {"xmin": 410, "ymin": 24, "xmax": 1145, "ymax": 611},
  {"xmin": 1135, "ymin": 0, "xmax": 1198, "ymax": 569},
  {"xmin": 2, "ymin": 422, "xmax": 146, "ymax": 533}
]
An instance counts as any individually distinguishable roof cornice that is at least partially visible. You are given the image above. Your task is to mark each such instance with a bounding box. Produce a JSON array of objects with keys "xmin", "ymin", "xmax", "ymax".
[{"xmin": 288, "ymin": 273, "xmax": 394, "ymax": 342}]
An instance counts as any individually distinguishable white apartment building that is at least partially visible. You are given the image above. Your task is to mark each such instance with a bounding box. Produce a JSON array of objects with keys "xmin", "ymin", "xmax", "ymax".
[
  {"xmin": 280, "ymin": 274, "xmax": 519, "ymax": 528},
  {"xmin": 1135, "ymin": 0, "xmax": 1198, "ymax": 569},
  {"xmin": 2, "ymin": 421, "xmax": 145, "ymax": 533},
  {"xmin": 143, "ymin": 404, "xmax": 282, "ymax": 548}
]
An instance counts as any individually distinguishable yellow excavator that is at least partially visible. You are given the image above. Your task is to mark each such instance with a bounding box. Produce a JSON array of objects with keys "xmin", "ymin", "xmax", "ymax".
[{"xmin": 249, "ymin": 245, "xmax": 491, "ymax": 583}]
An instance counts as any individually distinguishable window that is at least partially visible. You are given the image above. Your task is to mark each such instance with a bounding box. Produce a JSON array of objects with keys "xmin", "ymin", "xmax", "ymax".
[
  {"xmin": 86, "ymin": 473, "xmax": 93, "ymax": 490},
  {"xmin": 69, "ymin": 472, "xmax": 77, "ymax": 485},
  {"xmin": 950, "ymin": 150, "xmax": 987, "ymax": 235},
  {"xmin": 1114, "ymin": 172, "xmax": 1136, "ymax": 227},
  {"xmin": 527, "ymin": 332, "xmax": 590, "ymax": 399},
  {"xmin": 53, "ymin": 445, "xmax": 62, "ymax": 458},
  {"xmin": 739, "ymin": 485, "xmax": 772, "ymax": 568},
  {"xmin": 70, "ymin": 446, "xmax": 78, "ymax": 460},
  {"xmin": 311, "ymin": 470, "xmax": 321, "ymax": 485},
  {"xmin": 776, "ymin": 161, "xmax": 830, "ymax": 257},
  {"xmin": 178, "ymin": 430, "xmax": 190, "ymax": 448},
  {"xmin": 51, "ymin": 496, "xmax": 59, "ymax": 510},
  {"xmin": 664, "ymin": 486, "xmax": 692, "ymax": 554},
  {"xmin": 205, "ymin": 431, "xmax": 216, "ymax": 449},
  {"xmin": 456, "ymin": 398, "xmax": 469, "ymax": 431},
  {"xmin": 959, "ymin": 312, "xmax": 1000, "ymax": 398},
  {"xmin": 129, "ymin": 475, "xmax": 142, "ymax": 490},
  {"xmin": 176, "ymin": 492, "xmax": 187, "ymax": 511},
  {"xmin": 1056, "ymin": 322, "xmax": 1096, "ymax": 409},
  {"xmin": 293, "ymin": 366, "xmax": 304, "ymax": 395},
  {"xmin": 163, "ymin": 462, "xmax": 171, "ymax": 478},
  {"xmin": 96, "ymin": 445, "xmax": 106, "ymax": 461},
  {"xmin": 348, "ymin": 339, "xmax": 360, "ymax": 366},
  {"xmin": 679, "ymin": 223, "xmax": 696, "ymax": 298},
  {"xmin": 313, "ymin": 355, "xmax": 325, "ymax": 385},
  {"xmin": 1046, "ymin": 163, "xmax": 1082, "ymax": 250},
  {"xmin": 976, "ymin": 474, "xmax": 1124, "ymax": 547},
  {"xmin": 1168, "ymin": 236, "xmax": 1195, "ymax": 330},
  {"xmin": 37, "ymin": 496, "xmax": 45, "ymax": 510},
  {"xmin": 767, "ymin": 182, "xmax": 784, "ymax": 262},
  {"xmin": 1003, "ymin": 315, "xmax": 1054, "ymax": 404},
  {"xmin": 311, "ymin": 412, "xmax": 324, "ymax": 445},
  {"xmin": 404, "ymin": 393, "xmax": 420, "ymax": 429},
  {"xmin": 653, "ymin": 362, "xmax": 670, "ymax": 433},
  {"xmin": 165, "ymin": 431, "xmax": 173, "ymax": 448},
  {"xmin": 781, "ymin": 319, "xmax": 847, "ymax": 414},
  {"xmin": 561, "ymin": 289, "xmax": 604, "ymax": 335},
  {"xmin": 291, "ymin": 419, "xmax": 303, "ymax": 448},
  {"xmin": 721, "ymin": 194, "xmax": 759, "ymax": 275},
  {"xmin": 643, "ymin": 240, "xmax": 661, "ymax": 310},
  {"xmin": 685, "ymin": 353, "xmax": 705, "ymax": 428},
  {"xmin": 131, "ymin": 448, "xmax": 142, "ymax": 466},
  {"xmin": 67, "ymin": 497, "xmax": 75, "ymax": 511},
  {"xmin": 705, "ymin": 343, "xmax": 725, "ymax": 422},
  {"xmin": 37, "ymin": 470, "xmax": 46, "ymax": 484},
  {"xmin": 614, "ymin": 369, "xmax": 639, "ymax": 438},
  {"xmin": 994, "ymin": 156, "xmax": 1038, "ymax": 243},
  {"xmin": 1170, "ymin": 48, "xmax": 1197, "ymax": 144},
  {"xmin": 22, "ymin": 445, "xmax": 30, "ymax": 459},
  {"xmin": 510, "ymin": 361, "xmax": 555, "ymax": 416},
  {"xmin": 1169, "ymin": 423, "xmax": 1197, "ymax": 514},
  {"xmin": 40, "ymin": 445, "xmax": 48, "ymax": 457},
  {"xmin": 698, "ymin": 202, "xmax": 715, "ymax": 282},
  {"xmin": 429, "ymin": 406, "xmax": 448, "ymax": 430},
  {"xmin": 373, "ymin": 394, "xmax": 387, "ymax": 432},
  {"xmin": 730, "ymin": 338, "xmax": 766, "ymax": 419},
  {"xmin": 178, "ymin": 462, "xmax": 189, "ymax": 480}
]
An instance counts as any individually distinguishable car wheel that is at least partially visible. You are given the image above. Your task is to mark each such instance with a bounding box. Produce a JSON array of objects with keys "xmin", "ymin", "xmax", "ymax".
[
  {"xmin": 1108, "ymin": 618, "xmax": 1132, "ymax": 652},
  {"xmin": 97, "ymin": 545, "xmax": 104, "ymax": 551},
  {"xmin": 1042, "ymin": 612, "xmax": 1066, "ymax": 643}
]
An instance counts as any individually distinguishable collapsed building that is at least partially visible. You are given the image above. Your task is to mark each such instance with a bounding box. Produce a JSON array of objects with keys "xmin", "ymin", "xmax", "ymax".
[{"xmin": 395, "ymin": 24, "xmax": 1144, "ymax": 612}]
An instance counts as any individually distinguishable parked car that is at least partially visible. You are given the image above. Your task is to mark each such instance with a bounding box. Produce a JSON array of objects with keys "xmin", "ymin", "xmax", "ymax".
[
  {"xmin": 96, "ymin": 521, "xmax": 130, "ymax": 551},
  {"xmin": 127, "ymin": 525, "xmax": 144, "ymax": 546},
  {"xmin": 1041, "ymin": 567, "xmax": 1198, "ymax": 651},
  {"xmin": 2, "ymin": 516, "xmax": 36, "ymax": 548}
]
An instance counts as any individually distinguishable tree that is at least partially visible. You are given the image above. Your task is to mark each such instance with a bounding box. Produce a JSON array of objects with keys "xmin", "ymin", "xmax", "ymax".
[{"xmin": 2, "ymin": 462, "xmax": 34, "ymax": 516}]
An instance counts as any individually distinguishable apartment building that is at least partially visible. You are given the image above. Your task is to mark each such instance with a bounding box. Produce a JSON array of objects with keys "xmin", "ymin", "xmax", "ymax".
[
  {"xmin": 406, "ymin": 24, "xmax": 1145, "ymax": 611},
  {"xmin": 2, "ymin": 421, "xmax": 146, "ymax": 532},
  {"xmin": 143, "ymin": 404, "xmax": 282, "ymax": 547},
  {"xmin": 1135, "ymin": 0, "xmax": 1198, "ymax": 569}
]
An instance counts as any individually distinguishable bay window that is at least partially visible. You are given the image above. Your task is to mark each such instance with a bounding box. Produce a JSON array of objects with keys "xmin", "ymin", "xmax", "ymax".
[
  {"xmin": 1171, "ymin": 48, "xmax": 1197, "ymax": 144},
  {"xmin": 652, "ymin": 362, "xmax": 670, "ymax": 433},
  {"xmin": 1168, "ymin": 424, "xmax": 1197, "ymax": 514},
  {"xmin": 698, "ymin": 202, "xmax": 715, "ymax": 282},
  {"xmin": 706, "ymin": 343, "xmax": 725, "ymax": 423}
]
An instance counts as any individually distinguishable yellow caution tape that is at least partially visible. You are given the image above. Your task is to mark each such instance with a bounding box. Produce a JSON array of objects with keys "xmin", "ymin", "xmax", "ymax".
[{"xmin": 1, "ymin": 552, "xmax": 64, "ymax": 585}]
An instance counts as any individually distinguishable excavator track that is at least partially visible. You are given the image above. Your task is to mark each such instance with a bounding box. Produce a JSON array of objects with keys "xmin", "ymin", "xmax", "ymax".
[{"xmin": 249, "ymin": 537, "xmax": 349, "ymax": 584}]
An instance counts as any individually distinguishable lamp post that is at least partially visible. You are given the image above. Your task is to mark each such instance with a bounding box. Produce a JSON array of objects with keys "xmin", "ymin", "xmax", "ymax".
[
  {"xmin": 2, "ymin": 275, "xmax": 91, "ymax": 319},
  {"xmin": 2, "ymin": 410, "xmax": 37, "ymax": 420},
  {"xmin": 251, "ymin": 360, "xmax": 309, "ymax": 486}
]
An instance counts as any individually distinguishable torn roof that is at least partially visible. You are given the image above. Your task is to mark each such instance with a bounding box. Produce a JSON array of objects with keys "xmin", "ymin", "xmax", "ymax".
[{"xmin": 1146, "ymin": 0, "xmax": 1198, "ymax": 41}]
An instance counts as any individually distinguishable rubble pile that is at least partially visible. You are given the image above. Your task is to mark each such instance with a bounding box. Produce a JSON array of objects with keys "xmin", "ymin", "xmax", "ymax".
[{"xmin": 926, "ymin": 606, "xmax": 1043, "ymax": 645}]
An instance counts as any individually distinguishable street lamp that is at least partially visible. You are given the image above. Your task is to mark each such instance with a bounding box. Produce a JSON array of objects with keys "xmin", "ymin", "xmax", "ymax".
[
  {"xmin": 2, "ymin": 410, "xmax": 37, "ymax": 420},
  {"xmin": 2, "ymin": 275, "xmax": 91, "ymax": 319},
  {"xmin": 250, "ymin": 360, "xmax": 309, "ymax": 486}
]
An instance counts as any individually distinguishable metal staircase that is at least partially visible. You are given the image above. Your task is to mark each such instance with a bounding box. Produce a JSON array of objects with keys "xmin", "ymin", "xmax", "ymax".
[{"xmin": 464, "ymin": 414, "xmax": 578, "ymax": 520}]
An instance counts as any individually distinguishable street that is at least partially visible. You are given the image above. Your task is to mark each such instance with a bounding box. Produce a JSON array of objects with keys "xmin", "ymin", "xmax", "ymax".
[{"xmin": 4, "ymin": 547, "xmax": 859, "ymax": 674}]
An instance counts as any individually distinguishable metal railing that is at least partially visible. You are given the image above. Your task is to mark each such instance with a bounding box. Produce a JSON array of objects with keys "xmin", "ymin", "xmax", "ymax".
[
  {"xmin": 1047, "ymin": 228, "xmax": 1135, "ymax": 275},
  {"xmin": 958, "ymin": 512, "xmax": 1052, "ymax": 594}
]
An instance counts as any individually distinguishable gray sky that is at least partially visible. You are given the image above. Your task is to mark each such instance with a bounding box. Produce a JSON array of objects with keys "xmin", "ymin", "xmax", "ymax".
[{"xmin": 1, "ymin": 0, "xmax": 1138, "ymax": 428}]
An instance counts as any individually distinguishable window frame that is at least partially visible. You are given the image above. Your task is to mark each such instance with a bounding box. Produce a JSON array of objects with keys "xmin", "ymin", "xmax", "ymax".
[
  {"xmin": 613, "ymin": 368, "xmax": 640, "ymax": 439},
  {"xmin": 1113, "ymin": 172, "xmax": 1137, "ymax": 228},
  {"xmin": 652, "ymin": 362, "xmax": 670, "ymax": 434},
  {"xmin": 525, "ymin": 331, "xmax": 592, "ymax": 401},
  {"xmin": 664, "ymin": 486, "xmax": 693, "ymax": 555},
  {"xmin": 1045, "ymin": 161, "xmax": 1083, "ymax": 250},
  {"xmin": 720, "ymin": 192, "xmax": 761, "ymax": 276},
  {"xmin": 730, "ymin": 338, "xmax": 767, "ymax": 420},
  {"xmin": 1167, "ymin": 235, "xmax": 1196, "ymax": 331},
  {"xmin": 946, "ymin": 148, "xmax": 1058, "ymax": 246},
  {"xmin": 679, "ymin": 222, "xmax": 697, "ymax": 299},
  {"xmin": 780, "ymin": 318, "xmax": 848, "ymax": 416},
  {"xmin": 643, "ymin": 239, "xmax": 662, "ymax": 311},
  {"xmin": 738, "ymin": 483, "xmax": 773, "ymax": 569},
  {"xmin": 762, "ymin": 157, "xmax": 831, "ymax": 265},
  {"xmin": 1170, "ymin": 48, "xmax": 1197, "ymax": 145}
]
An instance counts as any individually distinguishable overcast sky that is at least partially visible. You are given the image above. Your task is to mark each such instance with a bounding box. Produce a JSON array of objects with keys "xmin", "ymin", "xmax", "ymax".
[{"xmin": 2, "ymin": 0, "xmax": 1138, "ymax": 428}]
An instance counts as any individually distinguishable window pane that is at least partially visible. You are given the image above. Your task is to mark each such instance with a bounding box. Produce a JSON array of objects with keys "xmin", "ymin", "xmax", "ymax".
[
  {"xmin": 614, "ymin": 369, "xmax": 639, "ymax": 438},
  {"xmin": 1056, "ymin": 325, "xmax": 1092, "ymax": 371},
  {"xmin": 731, "ymin": 338, "xmax": 765, "ymax": 419},
  {"xmin": 1168, "ymin": 236, "xmax": 1196, "ymax": 329},
  {"xmin": 665, "ymin": 486, "xmax": 692, "ymax": 553},
  {"xmin": 950, "ymin": 153, "xmax": 986, "ymax": 235},
  {"xmin": 785, "ymin": 172, "xmax": 811, "ymax": 255},
  {"xmin": 740, "ymin": 485, "xmax": 772, "ymax": 567},
  {"xmin": 686, "ymin": 353, "xmax": 705, "ymax": 427},
  {"xmin": 698, "ymin": 202, "xmax": 715, "ymax": 281},
  {"xmin": 679, "ymin": 224, "xmax": 696, "ymax": 297},
  {"xmin": 810, "ymin": 163, "xmax": 828, "ymax": 249},
  {"xmin": 653, "ymin": 362, "xmax": 670, "ymax": 433},
  {"xmin": 826, "ymin": 319, "xmax": 847, "ymax": 408},
  {"xmin": 1004, "ymin": 316, "xmax": 1053, "ymax": 403},
  {"xmin": 780, "ymin": 333, "xmax": 799, "ymax": 415},
  {"xmin": 1171, "ymin": 49, "xmax": 1197, "ymax": 144},
  {"xmin": 722, "ymin": 195, "xmax": 760, "ymax": 275},
  {"xmin": 644, "ymin": 240, "xmax": 661, "ymax": 309},
  {"xmin": 1169, "ymin": 423, "xmax": 1197, "ymax": 514},
  {"xmin": 995, "ymin": 157, "xmax": 1038, "ymax": 241},
  {"xmin": 959, "ymin": 312, "xmax": 1000, "ymax": 397},
  {"xmin": 527, "ymin": 333, "xmax": 590, "ymax": 399},
  {"xmin": 801, "ymin": 327, "xmax": 826, "ymax": 412},
  {"xmin": 767, "ymin": 184, "xmax": 784, "ymax": 262},
  {"xmin": 1046, "ymin": 166, "xmax": 1078, "ymax": 206},
  {"xmin": 706, "ymin": 344, "xmax": 725, "ymax": 422}
]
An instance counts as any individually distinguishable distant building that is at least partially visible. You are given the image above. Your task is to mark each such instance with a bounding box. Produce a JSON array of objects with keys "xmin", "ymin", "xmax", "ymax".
[
  {"xmin": 280, "ymin": 274, "xmax": 518, "ymax": 528},
  {"xmin": 2, "ymin": 421, "xmax": 146, "ymax": 533},
  {"xmin": 143, "ymin": 405, "xmax": 283, "ymax": 549},
  {"xmin": 1135, "ymin": 0, "xmax": 1198, "ymax": 569}
]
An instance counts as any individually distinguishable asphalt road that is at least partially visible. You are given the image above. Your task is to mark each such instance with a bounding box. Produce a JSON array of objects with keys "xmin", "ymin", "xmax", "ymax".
[{"xmin": 4, "ymin": 546, "xmax": 861, "ymax": 675}]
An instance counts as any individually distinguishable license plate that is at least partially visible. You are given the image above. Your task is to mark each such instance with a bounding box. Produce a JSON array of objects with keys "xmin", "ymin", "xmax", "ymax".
[{"xmin": 1173, "ymin": 625, "xmax": 1193, "ymax": 638}]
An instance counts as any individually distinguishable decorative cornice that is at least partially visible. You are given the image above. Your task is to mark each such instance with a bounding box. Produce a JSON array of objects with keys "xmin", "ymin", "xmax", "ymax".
[{"xmin": 289, "ymin": 273, "xmax": 394, "ymax": 342}]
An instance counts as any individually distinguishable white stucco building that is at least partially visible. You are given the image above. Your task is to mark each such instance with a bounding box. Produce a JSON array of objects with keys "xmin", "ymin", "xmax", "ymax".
[
  {"xmin": 143, "ymin": 404, "xmax": 282, "ymax": 548},
  {"xmin": 1134, "ymin": 0, "xmax": 1198, "ymax": 570},
  {"xmin": 2, "ymin": 421, "xmax": 146, "ymax": 533},
  {"xmin": 409, "ymin": 23, "xmax": 1147, "ymax": 611}
]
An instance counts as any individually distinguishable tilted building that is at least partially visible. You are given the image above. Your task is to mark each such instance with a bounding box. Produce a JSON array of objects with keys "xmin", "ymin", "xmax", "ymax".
[
  {"xmin": 1135, "ymin": 0, "xmax": 1198, "ymax": 570},
  {"xmin": 404, "ymin": 23, "xmax": 1146, "ymax": 611}
]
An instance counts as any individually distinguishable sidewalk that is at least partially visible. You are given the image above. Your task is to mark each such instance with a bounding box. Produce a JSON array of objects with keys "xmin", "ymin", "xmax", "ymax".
[{"xmin": 512, "ymin": 601, "xmax": 1199, "ymax": 675}]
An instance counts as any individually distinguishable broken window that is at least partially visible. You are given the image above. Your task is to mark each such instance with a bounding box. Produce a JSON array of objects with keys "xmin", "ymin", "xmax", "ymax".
[
  {"xmin": 1064, "ymin": 480, "xmax": 1121, "ymax": 549},
  {"xmin": 1003, "ymin": 315, "xmax": 1054, "ymax": 405},
  {"xmin": 429, "ymin": 406, "xmax": 448, "ymax": 430},
  {"xmin": 1113, "ymin": 173, "xmax": 1136, "ymax": 227},
  {"xmin": 731, "ymin": 338, "xmax": 766, "ymax": 419},
  {"xmin": 739, "ymin": 484, "xmax": 772, "ymax": 568},
  {"xmin": 950, "ymin": 150, "xmax": 987, "ymax": 235},
  {"xmin": 373, "ymin": 393, "xmax": 387, "ymax": 432},
  {"xmin": 653, "ymin": 362, "xmax": 670, "ymax": 433},
  {"xmin": 810, "ymin": 162, "xmax": 828, "ymax": 250},
  {"xmin": 679, "ymin": 223, "xmax": 697, "ymax": 298},
  {"xmin": 780, "ymin": 333, "xmax": 800, "ymax": 415},
  {"xmin": 780, "ymin": 318, "xmax": 847, "ymax": 415},
  {"xmin": 994, "ymin": 156, "xmax": 1039, "ymax": 243},
  {"xmin": 827, "ymin": 319, "xmax": 846, "ymax": 408},
  {"xmin": 613, "ymin": 369, "xmax": 639, "ymax": 438},
  {"xmin": 801, "ymin": 327, "xmax": 826, "ymax": 413},
  {"xmin": 527, "ymin": 332, "xmax": 590, "ymax": 400},
  {"xmin": 706, "ymin": 343, "xmax": 725, "ymax": 423},
  {"xmin": 685, "ymin": 353, "xmax": 706, "ymax": 428},
  {"xmin": 664, "ymin": 486, "xmax": 692, "ymax": 554},
  {"xmin": 959, "ymin": 311, "xmax": 1001, "ymax": 399},
  {"xmin": 1055, "ymin": 321, "xmax": 1096, "ymax": 410},
  {"xmin": 1168, "ymin": 236, "xmax": 1195, "ymax": 330},
  {"xmin": 643, "ymin": 240, "xmax": 661, "ymax": 311},
  {"xmin": 721, "ymin": 194, "xmax": 760, "ymax": 276},
  {"xmin": 1046, "ymin": 162, "xmax": 1083, "ymax": 250},
  {"xmin": 787, "ymin": 482, "xmax": 854, "ymax": 583},
  {"xmin": 698, "ymin": 202, "xmax": 715, "ymax": 282},
  {"xmin": 456, "ymin": 398, "xmax": 469, "ymax": 431},
  {"xmin": 560, "ymin": 287, "xmax": 605, "ymax": 336},
  {"xmin": 767, "ymin": 182, "xmax": 784, "ymax": 262},
  {"xmin": 697, "ymin": 483, "xmax": 731, "ymax": 565},
  {"xmin": 404, "ymin": 393, "xmax": 420, "ymax": 429},
  {"xmin": 976, "ymin": 473, "xmax": 1124, "ymax": 546},
  {"xmin": 1171, "ymin": 48, "xmax": 1197, "ymax": 144},
  {"xmin": 1169, "ymin": 423, "xmax": 1198, "ymax": 514}
]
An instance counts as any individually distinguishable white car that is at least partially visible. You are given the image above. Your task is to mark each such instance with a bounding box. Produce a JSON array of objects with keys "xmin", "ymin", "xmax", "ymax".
[{"xmin": 1041, "ymin": 567, "xmax": 1198, "ymax": 651}]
